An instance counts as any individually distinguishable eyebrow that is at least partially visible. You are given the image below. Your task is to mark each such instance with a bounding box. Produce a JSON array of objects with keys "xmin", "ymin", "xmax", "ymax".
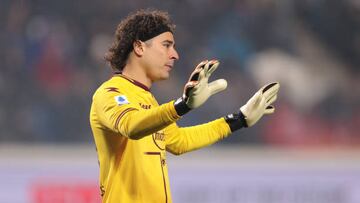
[{"xmin": 162, "ymin": 40, "xmax": 175, "ymax": 45}]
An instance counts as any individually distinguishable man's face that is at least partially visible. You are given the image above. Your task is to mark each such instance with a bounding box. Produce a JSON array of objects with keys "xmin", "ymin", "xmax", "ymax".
[{"xmin": 141, "ymin": 32, "xmax": 179, "ymax": 82}]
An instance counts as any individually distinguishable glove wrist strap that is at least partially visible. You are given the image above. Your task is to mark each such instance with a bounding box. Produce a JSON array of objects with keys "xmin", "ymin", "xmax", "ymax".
[
  {"xmin": 224, "ymin": 111, "xmax": 248, "ymax": 132},
  {"xmin": 174, "ymin": 97, "xmax": 191, "ymax": 116}
]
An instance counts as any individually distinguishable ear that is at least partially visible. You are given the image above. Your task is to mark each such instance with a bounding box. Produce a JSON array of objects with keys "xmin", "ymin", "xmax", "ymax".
[{"xmin": 133, "ymin": 40, "xmax": 145, "ymax": 56}]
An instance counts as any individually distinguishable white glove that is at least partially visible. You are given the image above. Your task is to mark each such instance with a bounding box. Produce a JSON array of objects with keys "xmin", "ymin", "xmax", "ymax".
[
  {"xmin": 240, "ymin": 82, "xmax": 280, "ymax": 127},
  {"xmin": 174, "ymin": 60, "xmax": 227, "ymax": 115},
  {"xmin": 184, "ymin": 60, "xmax": 227, "ymax": 108},
  {"xmin": 224, "ymin": 82, "xmax": 280, "ymax": 131}
]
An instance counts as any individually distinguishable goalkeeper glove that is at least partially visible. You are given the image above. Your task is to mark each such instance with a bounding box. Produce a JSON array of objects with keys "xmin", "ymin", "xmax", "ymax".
[
  {"xmin": 225, "ymin": 82, "xmax": 280, "ymax": 132},
  {"xmin": 174, "ymin": 60, "xmax": 227, "ymax": 116}
]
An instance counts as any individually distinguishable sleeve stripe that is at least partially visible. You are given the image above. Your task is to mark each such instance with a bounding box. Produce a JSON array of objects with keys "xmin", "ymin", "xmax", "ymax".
[{"xmin": 114, "ymin": 107, "xmax": 138, "ymax": 130}]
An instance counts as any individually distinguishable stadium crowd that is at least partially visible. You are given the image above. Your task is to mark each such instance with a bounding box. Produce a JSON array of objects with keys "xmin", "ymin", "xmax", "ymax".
[{"xmin": 1, "ymin": 0, "xmax": 359, "ymax": 146}]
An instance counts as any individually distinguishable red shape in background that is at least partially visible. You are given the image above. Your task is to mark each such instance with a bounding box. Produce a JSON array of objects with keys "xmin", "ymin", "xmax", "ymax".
[{"xmin": 30, "ymin": 180, "xmax": 101, "ymax": 203}]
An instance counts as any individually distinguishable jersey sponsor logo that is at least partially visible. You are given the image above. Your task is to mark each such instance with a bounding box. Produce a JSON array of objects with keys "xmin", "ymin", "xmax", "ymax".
[
  {"xmin": 115, "ymin": 95, "xmax": 130, "ymax": 105},
  {"xmin": 105, "ymin": 87, "xmax": 120, "ymax": 93}
]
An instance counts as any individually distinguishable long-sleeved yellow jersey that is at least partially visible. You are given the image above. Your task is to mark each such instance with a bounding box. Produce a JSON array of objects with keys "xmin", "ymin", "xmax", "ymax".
[{"xmin": 89, "ymin": 74, "xmax": 231, "ymax": 203}]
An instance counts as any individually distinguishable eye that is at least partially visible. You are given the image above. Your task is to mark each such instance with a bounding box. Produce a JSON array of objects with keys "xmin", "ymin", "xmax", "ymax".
[{"xmin": 163, "ymin": 43, "xmax": 171, "ymax": 48}]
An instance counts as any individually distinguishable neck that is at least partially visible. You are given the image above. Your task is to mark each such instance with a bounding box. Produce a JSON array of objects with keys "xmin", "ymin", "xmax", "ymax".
[{"xmin": 122, "ymin": 60, "xmax": 152, "ymax": 89}]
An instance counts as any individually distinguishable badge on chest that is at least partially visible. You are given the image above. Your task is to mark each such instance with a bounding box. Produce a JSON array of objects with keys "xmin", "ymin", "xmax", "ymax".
[{"xmin": 152, "ymin": 131, "xmax": 165, "ymax": 150}]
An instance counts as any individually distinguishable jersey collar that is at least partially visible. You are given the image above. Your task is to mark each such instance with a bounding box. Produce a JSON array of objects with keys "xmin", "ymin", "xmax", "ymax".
[{"xmin": 113, "ymin": 73, "xmax": 151, "ymax": 92}]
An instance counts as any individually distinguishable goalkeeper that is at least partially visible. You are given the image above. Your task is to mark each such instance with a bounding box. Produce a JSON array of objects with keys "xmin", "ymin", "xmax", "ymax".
[{"xmin": 89, "ymin": 9, "xmax": 280, "ymax": 203}]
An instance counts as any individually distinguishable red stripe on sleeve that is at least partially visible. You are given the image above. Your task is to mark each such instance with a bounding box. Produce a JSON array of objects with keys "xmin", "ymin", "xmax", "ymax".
[{"xmin": 114, "ymin": 108, "xmax": 138, "ymax": 131}]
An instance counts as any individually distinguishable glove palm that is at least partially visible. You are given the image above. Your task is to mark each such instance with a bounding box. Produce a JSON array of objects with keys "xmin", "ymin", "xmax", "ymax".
[
  {"xmin": 174, "ymin": 60, "xmax": 227, "ymax": 116},
  {"xmin": 183, "ymin": 60, "xmax": 227, "ymax": 109}
]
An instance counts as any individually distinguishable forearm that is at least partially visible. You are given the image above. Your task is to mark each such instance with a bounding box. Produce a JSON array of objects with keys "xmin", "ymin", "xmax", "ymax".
[
  {"xmin": 118, "ymin": 101, "xmax": 180, "ymax": 139},
  {"xmin": 166, "ymin": 118, "xmax": 231, "ymax": 155}
]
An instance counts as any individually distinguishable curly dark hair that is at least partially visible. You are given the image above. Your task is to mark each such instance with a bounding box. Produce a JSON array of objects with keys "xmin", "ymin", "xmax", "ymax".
[{"xmin": 105, "ymin": 9, "xmax": 176, "ymax": 72}]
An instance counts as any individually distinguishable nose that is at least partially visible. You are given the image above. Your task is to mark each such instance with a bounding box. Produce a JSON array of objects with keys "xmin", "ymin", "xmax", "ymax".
[{"xmin": 170, "ymin": 47, "xmax": 179, "ymax": 60}]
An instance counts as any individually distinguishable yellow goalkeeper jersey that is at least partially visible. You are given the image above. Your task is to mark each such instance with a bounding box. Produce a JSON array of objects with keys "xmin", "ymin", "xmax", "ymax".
[{"xmin": 90, "ymin": 74, "xmax": 231, "ymax": 203}]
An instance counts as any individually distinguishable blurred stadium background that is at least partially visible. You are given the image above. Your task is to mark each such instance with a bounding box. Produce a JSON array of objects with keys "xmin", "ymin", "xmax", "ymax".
[{"xmin": 1, "ymin": 0, "xmax": 360, "ymax": 202}]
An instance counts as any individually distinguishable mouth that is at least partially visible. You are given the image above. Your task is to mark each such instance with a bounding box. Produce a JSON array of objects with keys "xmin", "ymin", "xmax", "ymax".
[{"xmin": 165, "ymin": 64, "xmax": 173, "ymax": 70}]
